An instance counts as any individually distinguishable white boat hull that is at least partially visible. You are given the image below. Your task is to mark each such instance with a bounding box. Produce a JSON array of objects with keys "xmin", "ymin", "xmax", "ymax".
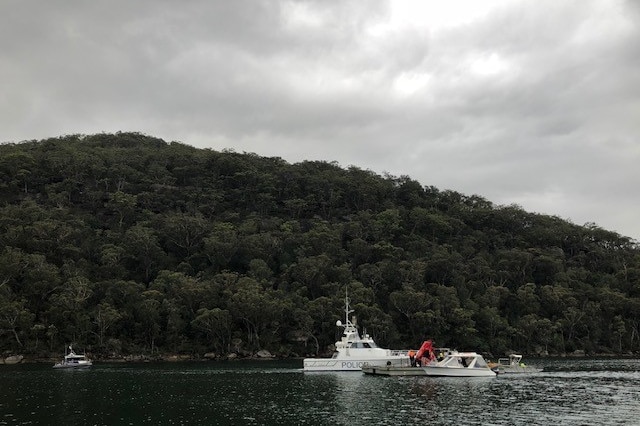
[
  {"xmin": 422, "ymin": 366, "xmax": 496, "ymax": 377},
  {"xmin": 362, "ymin": 365, "xmax": 426, "ymax": 376},
  {"xmin": 421, "ymin": 351, "xmax": 496, "ymax": 377},
  {"xmin": 304, "ymin": 356, "xmax": 408, "ymax": 372},
  {"xmin": 53, "ymin": 361, "xmax": 92, "ymax": 369}
]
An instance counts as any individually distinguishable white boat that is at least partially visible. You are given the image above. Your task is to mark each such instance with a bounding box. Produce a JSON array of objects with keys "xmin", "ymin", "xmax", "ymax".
[
  {"xmin": 361, "ymin": 340, "xmax": 452, "ymax": 376},
  {"xmin": 303, "ymin": 294, "xmax": 409, "ymax": 372},
  {"xmin": 422, "ymin": 351, "xmax": 496, "ymax": 377},
  {"xmin": 53, "ymin": 345, "xmax": 93, "ymax": 369},
  {"xmin": 494, "ymin": 354, "xmax": 542, "ymax": 374}
]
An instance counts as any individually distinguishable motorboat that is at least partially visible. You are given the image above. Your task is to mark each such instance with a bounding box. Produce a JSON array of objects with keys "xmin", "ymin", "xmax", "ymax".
[
  {"xmin": 53, "ymin": 345, "xmax": 93, "ymax": 369},
  {"xmin": 421, "ymin": 351, "xmax": 496, "ymax": 377},
  {"xmin": 303, "ymin": 293, "xmax": 409, "ymax": 371},
  {"xmin": 493, "ymin": 354, "xmax": 542, "ymax": 374},
  {"xmin": 362, "ymin": 340, "xmax": 452, "ymax": 376}
]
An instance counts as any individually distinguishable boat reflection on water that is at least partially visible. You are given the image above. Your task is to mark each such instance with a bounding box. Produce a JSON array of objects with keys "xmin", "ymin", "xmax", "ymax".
[{"xmin": 409, "ymin": 378, "xmax": 438, "ymax": 399}]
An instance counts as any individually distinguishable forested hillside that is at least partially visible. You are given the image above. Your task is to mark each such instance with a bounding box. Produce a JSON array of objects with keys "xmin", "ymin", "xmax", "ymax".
[{"xmin": 1, "ymin": 132, "xmax": 639, "ymax": 359}]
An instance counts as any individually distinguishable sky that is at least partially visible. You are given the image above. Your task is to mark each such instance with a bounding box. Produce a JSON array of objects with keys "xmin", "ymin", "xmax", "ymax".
[{"xmin": 2, "ymin": 0, "xmax": 639, "ymax": 241}]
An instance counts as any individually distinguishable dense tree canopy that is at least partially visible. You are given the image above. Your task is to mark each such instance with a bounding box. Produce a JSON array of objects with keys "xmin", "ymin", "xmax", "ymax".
[{"xmin": 1, "ymin": 132, "xmax": 639, "ymax": 358}]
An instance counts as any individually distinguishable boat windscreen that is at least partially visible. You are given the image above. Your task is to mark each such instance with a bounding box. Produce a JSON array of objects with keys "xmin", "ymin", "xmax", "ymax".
[{"xmin": 474, "ymin": 357, "xmax": 488, "ymax": 368}]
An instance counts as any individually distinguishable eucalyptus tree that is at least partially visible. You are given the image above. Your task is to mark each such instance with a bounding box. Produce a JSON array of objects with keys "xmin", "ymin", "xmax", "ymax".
[
  {"xmin": 389, "ymin": 286, "xmax": 431, "ymax": 341},
  {"xmin": 191, "ymin": 307, "xmax": 233, "ymax": 354},
  {"xmin": 92, "ymin": 302, "xmax": 122, "ymax": 347},
  {"xmin": 0, "ymin": 288, "xmax": 33, "ymax": 348},
  {"xmin": 123, "ymin": 224, "xmax": 165, "ymax": 285},
  {"xmin": 225, "ymin": 276, "xmax": 284, "ymax": 351},
  {"xmin": 138, "ymin": 290, "xmax": 163, "ymax": 354}
]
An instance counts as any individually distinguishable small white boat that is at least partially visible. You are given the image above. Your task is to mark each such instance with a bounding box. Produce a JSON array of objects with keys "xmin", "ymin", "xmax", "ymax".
[
  {"xmin": 53, "ymin": 345, "xmax": 92, "ymax": 369},
  {"xmin": 362, "ymin": 340, "xmax": 452, "ymax": 376},
  {"xmin": 494, "ymin": 354, "xmax": 542, "ymax": 374},
  {"xmin": 303, "ymin": 293, "xmax": 409, "ymax": 372},
  {"xmin": 422, "ymin": 351, "xmax": 496, "ymax": 377}
]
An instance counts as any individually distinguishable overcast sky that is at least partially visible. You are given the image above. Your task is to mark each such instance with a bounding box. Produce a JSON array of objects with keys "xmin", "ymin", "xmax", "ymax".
[{"xmin": 2, "ymin": 0, "xmax": 639, "ymax": 240}]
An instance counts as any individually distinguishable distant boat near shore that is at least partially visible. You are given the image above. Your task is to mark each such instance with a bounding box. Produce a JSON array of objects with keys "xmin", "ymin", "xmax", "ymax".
[
  {"xmin": 53, "ymin": 345, "xmax": 92, "ymax": 369},
  {"xmin": 490, "ymin": 354, "xmax": 543, "ymax": 374}
]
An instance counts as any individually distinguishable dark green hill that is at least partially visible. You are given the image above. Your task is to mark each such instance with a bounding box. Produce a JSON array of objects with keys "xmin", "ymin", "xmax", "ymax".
[{"xmin": 1, "ymin": 132, "xmax": 639, "ymax": 358}]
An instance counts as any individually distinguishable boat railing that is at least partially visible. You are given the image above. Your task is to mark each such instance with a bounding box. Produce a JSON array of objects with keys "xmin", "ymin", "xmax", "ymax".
[
  {"xmin": 362, "ymin": 358, "xmax": 414, "ymax": 368},
  {"xmin": 498, "ymin": 354, "xmax": 523, "ymax": 366},
  {"xmin": 305, "ymin": 359, "xmax": 340, "ymax": 367}
]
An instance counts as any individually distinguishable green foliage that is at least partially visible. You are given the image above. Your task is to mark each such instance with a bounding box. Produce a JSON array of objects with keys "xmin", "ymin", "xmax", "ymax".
[{"xmin": 0, "ymin": 132, "xmax": 639, "ymax": 357}]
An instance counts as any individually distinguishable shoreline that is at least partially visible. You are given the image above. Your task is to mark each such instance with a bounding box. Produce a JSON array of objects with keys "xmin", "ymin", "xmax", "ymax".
[{"xmin": 3, "ymin": 351, "xmax": 639, "ymax": 366}]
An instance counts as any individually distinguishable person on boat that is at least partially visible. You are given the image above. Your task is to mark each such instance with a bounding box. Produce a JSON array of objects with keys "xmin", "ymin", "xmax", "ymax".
[
  {"xmin": 408, "ymin": 350, "xmax": 416, "ymax": 367},
  {"xmin": 414, "ymin": 340, "xmax": 437, "ymax": 367}
]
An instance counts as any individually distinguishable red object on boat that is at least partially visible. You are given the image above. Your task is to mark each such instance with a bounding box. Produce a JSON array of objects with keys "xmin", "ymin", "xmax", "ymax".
[{"xmin": 415, "ymin": 340, "xmax": 436, "ymax": 364}]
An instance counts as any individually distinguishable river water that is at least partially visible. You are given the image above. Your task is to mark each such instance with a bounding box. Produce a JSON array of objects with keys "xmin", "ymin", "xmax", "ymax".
[{"xmin": 1, "ymin": 357, "xmax": 639, "ymax": 425}]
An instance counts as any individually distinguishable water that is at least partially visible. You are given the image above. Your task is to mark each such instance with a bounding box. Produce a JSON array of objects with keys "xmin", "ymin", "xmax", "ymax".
[{"xmin": 1, "ymin": 358, "xmax": 639, "ymax": 425}]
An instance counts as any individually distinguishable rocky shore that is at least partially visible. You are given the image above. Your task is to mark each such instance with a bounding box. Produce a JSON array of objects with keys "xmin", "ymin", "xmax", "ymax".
[
  {"xmin": 3, "ymin": 348, "xmax": 638, "ymax": 365},
  {"xmin": 1, "ymin": 349, "xmax": 284, "ymax": 365}
]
